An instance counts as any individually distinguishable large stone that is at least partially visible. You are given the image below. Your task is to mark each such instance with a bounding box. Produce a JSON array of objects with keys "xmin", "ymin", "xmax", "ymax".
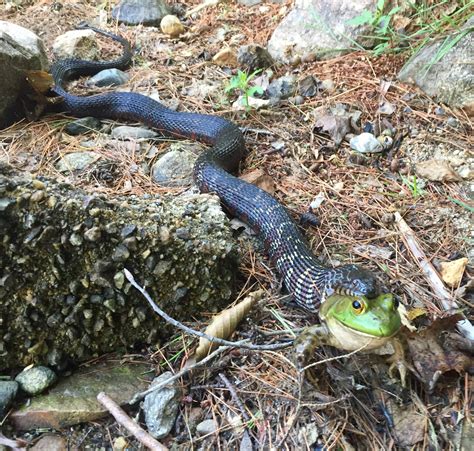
[
  {"xmin": 398, "ymin": 17, "xmax": 473, "ymax": 111},
  {"xmin": 0, "ymin": 164, "xmax": 237, "ymax": 371},
  {"xmin": 52, "ymin": 29, "xmax": 99, "ymax": 60},
  {"xmin": 267, "ymin": 0, "xmax": 378, "ymax": 63},
  {"xmin": 0, "ymin": 21, "xmax": 48, "ymax": 127},
  {"xmin": 10, "ymin": 361, "xmax": 152, "ymax": 429},
  {"xmin": 112, "ymin": 0, "xmax": 171, "ymax": 26}
]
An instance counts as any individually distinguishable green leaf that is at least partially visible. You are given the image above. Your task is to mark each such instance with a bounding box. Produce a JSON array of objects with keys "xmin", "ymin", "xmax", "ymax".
[
  {"xmin": 346, "ymin": 10, "xmax": 374, "ymax": 27},
  {"xmin": 247, "ymin": 86, "xmax": 264, "ymax": 97}
]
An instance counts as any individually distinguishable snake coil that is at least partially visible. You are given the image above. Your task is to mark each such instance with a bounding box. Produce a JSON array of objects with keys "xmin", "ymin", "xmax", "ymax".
[{"xmin": 51, "ymin": 26, "xmax": 380, "ymax": 311}]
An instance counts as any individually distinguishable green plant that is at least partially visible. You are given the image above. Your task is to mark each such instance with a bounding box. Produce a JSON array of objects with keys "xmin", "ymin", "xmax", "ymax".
[
  {"xmin": 346, "ymin": 0, "xmax": 401, "ymax": 55},
  {"xmin": 225, "ymin": 70, "xmax": 264, "ymax": 111},
  {"xmin": 401, "ymin": 174, "xmax": 424, "ymax": 198}
]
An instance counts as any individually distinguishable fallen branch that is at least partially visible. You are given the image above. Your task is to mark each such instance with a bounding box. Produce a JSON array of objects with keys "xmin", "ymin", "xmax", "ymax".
[
  {"xmin": 129, "ymin": 345, "xmax": 230, "ymax": 405},
  {"xmin": 394, "ymin": 212, "xmax": 474, "ymax": 340},
  {"xmin": 97, "ymin": 392, "xmax": 168, "ymax": 451},
  {"xmin": 185, "ymin": 0, "xmax": 221, "ymax": 18},
  {"xmin": 124, "ymin": 269, "xmax": 292, "ymax": 351}
]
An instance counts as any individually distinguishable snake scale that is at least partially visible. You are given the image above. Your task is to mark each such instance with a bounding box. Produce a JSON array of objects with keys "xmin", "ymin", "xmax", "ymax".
[{"xmin": 51, "ymin": 25, "xmax": 380, "ymax": 311}]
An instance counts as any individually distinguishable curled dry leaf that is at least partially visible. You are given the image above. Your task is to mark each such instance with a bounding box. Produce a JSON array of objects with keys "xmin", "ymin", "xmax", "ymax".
[
  {"xmin": 314, "ymin": 115, "xmax": 350, "ymax": 146},
  {"xmin": 193, "ymin": 290, "xmax": 263, "ymax": 361},
  {"xmin": 405, "ymin": 315, "xmax": 473, "ymax": 391}
]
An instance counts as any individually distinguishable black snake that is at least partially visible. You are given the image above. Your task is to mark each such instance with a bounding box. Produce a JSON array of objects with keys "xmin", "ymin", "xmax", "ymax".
[{"xmin": 51, "ymin": 25, "xmax": 380, "ymax": 311}]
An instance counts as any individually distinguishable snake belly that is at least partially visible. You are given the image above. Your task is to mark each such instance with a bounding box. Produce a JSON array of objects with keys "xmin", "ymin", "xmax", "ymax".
[{"xmin": 51, "ymin": 26, "xmax": 379, "ymax": 311}]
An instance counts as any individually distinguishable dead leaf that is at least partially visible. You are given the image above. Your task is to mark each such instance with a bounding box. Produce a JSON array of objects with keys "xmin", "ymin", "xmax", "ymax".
[
  {"xmin": 194, "ymin": 290, "xmax": 263, "ymax": 361},
  {"xmin": 439, "ymin": 258, "xmax": 468, "ymax": 287},
  {"xmin": 387, "ymin": 400, "xmax": 427, "ymax": 447},
  {"xmin": 405, "ymin": 315, "xmax": 473, "ymax": 390},
  {"xmin": 314, "ymin": 114, "xmax": 350, "ymax": 146},
  {"xmin": 240, "ymin": 169, "xmax": 275, "ymax": 194},
  {"xmin": 26, "ymin": 70, "xmax": 54, "ymax": 95},
  {"xmin": 415, "ymin": 159, "xmax": 461, "ymax": 182}
]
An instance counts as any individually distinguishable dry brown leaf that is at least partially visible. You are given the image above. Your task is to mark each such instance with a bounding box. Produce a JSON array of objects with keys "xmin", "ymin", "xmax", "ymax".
[
  {"xmin": 194, "ymin": 290, "xmax": 263, "ymax": 361},
  {"xmin": 314, "ymin": 115, "xmax": 350, "ymax": 146},
  {"xmin": 439, "ymin": 258, "xmax": 468, "ymax": 287},
  {"xmin": 415, "ymin": 159, "xmax": 461, "ymax": 182},
  {"xmin": 405, "ymin": 315, "xmax": 473, "ymax": 390},
  {"xmin": 240, "ymin": 169, "xmax": 275, "ymax": 194},
  {"xmin": 387, "ymin": 400, "xmax": 426, "ymax": 447}
]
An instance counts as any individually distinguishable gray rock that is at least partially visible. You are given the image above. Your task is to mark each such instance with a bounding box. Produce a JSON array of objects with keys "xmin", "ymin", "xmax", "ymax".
[
  {"xmin": 398, "ymin": 17, "xmax": 473, "ymax": 111},
  {"xmin": 86, "ymin": 69, "xmax": 129, "ymax": 87},
  {"xmin": 0, "ymin": 381, "xmax": 18, "ymax": 414},
  {"xmin": 196, "ymin": 418, "xmax": 218, "ymax": 436},
  {"xmin": 111, "ymin": 125, "xmax": 158, "ymax": 140},
  {"xmin": 52, "ymin": 29, "xmax": 98, "ymax": 60},
  {"xmin": 0, "ymin": 21, "xmax": 48, "ymax": 127},
  {"xmin": 56, "ymin": 152, "xmax": 101, "ymax": 172},
  {"xmin": 151, "ymin": 145, "xmax": 200, "ymax": 186},
  {"xmin": 112, "ymin": 0, "xmax": 171, "ymax": 26},
  {"xmin": 268, "ymin": 0, "xmax": 379, "ymax": 63},
  {"xmin": 237, "ymin": 44, "xmax": 274, "ymax": 72},
  {"xmin": 65, "ymin": 117, "xmax": 102, "ymax": 136},
  {"xmin": 15, "ymin": 366, "xmax": 57, "ymax": 395},
  {"xmin": 266, "ymin": 75, "xmax": 296, "ymax": 100},
  {"xmin": 143, "ymin": 371, "xmax": 181, "ymax": 439},
  {"xmin": 350, "ymin": 132, "xmax": 383, "ymax": 153}
]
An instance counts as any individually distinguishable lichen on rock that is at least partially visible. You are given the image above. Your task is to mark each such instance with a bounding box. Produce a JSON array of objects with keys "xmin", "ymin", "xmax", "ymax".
[{"xmin": 0, "ymin": 164, "xmax": 238, "ymax": 371}]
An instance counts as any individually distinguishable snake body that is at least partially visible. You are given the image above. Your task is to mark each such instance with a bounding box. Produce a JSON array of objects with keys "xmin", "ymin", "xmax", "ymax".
[{"xmin": 51, "ymin": 26, "xmax": 379, "ymax": 311}]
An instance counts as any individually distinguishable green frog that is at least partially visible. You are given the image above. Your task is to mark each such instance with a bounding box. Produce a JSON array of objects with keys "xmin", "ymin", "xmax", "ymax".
[{"xmin": 295, "ymin": 293, "xmax": 406, "ymax": 384}]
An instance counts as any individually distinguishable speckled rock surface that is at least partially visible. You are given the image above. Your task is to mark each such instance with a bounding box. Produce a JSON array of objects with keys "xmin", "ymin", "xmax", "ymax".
[{"xmin": 0, "ymin": 164, "xmax": 237, "ymax": 371}]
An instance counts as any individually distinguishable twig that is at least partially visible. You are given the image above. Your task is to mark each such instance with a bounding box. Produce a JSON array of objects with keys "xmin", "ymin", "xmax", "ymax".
[
  {"xmin": 218, "ymin": 373, "xmax": 250, "ymax": 422},
  {"xmin": 129, "ymin": 345, "xmax": 230, "ymax": 404},
  {"xmin": 185, "ymin": 0, "xmax": 221, "ymax": 18},
  {"xmin": 124, "ymin": 269, "xmax": 291, "ymax": 351},
  {"xmin": 394, "ymin": 212, "xmax": 474, "ymax": 340},
  {"xmin": 97, "ymin": 392, "xmax": 167, "ymax": 451}
]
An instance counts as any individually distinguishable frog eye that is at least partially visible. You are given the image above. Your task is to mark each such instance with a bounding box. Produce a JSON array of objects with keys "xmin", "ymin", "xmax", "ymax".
[
  {"xmin": 393, "ymin": 297, "xmax": 399, "ymax": 309},
  {"xmin": 352, "ymin": 299, "xmax": 364, "ymax": 314}
]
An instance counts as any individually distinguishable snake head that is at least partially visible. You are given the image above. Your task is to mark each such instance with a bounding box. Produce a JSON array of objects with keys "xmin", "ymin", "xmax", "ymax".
[{"xmin": 329, "ymin": 264, "xmax": 380, "ymax": 299}]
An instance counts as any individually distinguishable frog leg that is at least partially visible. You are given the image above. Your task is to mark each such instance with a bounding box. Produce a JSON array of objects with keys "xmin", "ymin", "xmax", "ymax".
[{"xmin": 387, "ymin": 337, "xmax": 411, "ymax": 387}]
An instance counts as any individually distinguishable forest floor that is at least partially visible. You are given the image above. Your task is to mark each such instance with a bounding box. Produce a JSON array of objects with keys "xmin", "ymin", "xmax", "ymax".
[{"xmin": 1, "ymin": 0, "xmax": 472, "ymax": 449}]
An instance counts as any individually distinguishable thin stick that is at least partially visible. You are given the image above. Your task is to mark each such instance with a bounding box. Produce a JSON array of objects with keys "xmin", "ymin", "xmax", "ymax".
[
  {"xmin": 97, "ymin": 392, "xmax": 168, "ymax": 451},
  {"xmin": 394, "ymin": 212, "xmax": 474, "ymax": 340},
  {"xmin": 124, "ymin": 269, "xmax": 291, "ymax": 351},
  {"xmin": 129, "ymin": 345, "xmax": 230, "ymax": 405}
]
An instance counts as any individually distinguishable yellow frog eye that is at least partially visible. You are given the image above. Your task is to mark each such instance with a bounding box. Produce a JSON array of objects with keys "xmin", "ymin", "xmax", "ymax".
[{"xmin": 352, "ymin": 299, "xmax": 364, "ymax": 314}]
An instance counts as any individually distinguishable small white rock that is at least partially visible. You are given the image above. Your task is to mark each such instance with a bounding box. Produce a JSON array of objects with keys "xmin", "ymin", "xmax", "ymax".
[{"xmin": 350, "ymin": 132, "xmax": 383, "ymax": 153}]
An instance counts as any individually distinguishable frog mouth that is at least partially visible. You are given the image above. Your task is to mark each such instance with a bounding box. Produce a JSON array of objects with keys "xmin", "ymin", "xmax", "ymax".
[{"xmin": 326, "ymin": 318, "xmax": 398, "ymax": 352}]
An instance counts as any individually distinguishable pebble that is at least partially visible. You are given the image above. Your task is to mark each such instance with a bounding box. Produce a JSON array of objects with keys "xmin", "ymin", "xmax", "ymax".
[
  {"xmin": 196, "ymin": 418, "xmax": 218, "ymax": 436},
  {"xmin": 266, "ymin": 75, "xmax": 296, "ymax": 100},
  {"xmin": 0, "ymin": 380, "xmax": 18, "ymax": 414},
  {"xmin": 111, "ymin": 125, "xmax": 158, "ymax": 140},
  {"xmin": 65, "ymin": 117, "xmax": 102, "ymax": 136},
  {"xmin": 86, "ymin": 69, "xmax": 129, "ymax": 87},
  {"xmin": 212, "ymin": 48, "xmax": 238, "ymax": 67},
  {"xmin": 350, "ymin": 133, "xmax": 383, "ymax": 153},
  {"xmin": 151, "ymin": 148, "xmax": 197, "ymax": 187},
  {"xmin": 56, "ymin": 152, "xmax": 100, "ymax": 172},
  {"xmin": 160, "ymin": 15, "xmax": 185, "ymax": 38},
  {"xmin": 143, "ymin": 371, "xmax": 181, "ymax": 439},
  {"xmin": 15, "ymin": 366, "xmax": 57, "ymax": 395}
]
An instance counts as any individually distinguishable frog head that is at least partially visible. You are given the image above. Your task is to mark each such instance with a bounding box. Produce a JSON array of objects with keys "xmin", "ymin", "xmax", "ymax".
[{"xmin": 319, "ymin": 293, "xmax": 402, "ymax": 351}]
